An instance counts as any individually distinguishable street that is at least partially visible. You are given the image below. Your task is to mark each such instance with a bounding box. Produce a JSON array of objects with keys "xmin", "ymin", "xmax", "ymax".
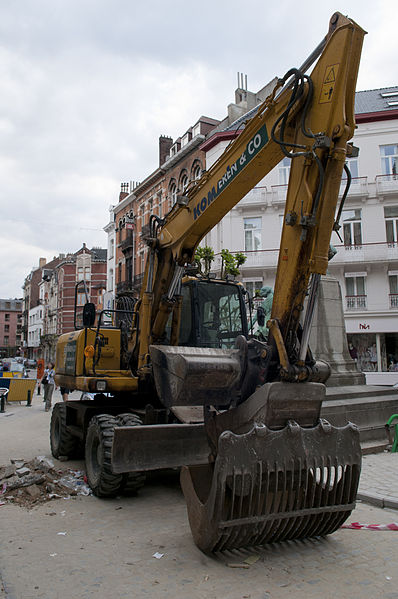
[{"xmin": 1, "ymin": 388, "xmax": 397, "ymax": 599}]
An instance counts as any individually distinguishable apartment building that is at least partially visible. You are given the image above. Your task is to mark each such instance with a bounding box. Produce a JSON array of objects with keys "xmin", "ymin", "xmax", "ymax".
[
  {"xmin": 203, "ymin": 85, "xmax": 398, "ymax": 375},
  {"xmin": 22, "ymin": 245, "xmax": 107, "ymax": 361},
  {"xmin": 0, "ymin": 299, "xmax": 23, "ymax": 358}
]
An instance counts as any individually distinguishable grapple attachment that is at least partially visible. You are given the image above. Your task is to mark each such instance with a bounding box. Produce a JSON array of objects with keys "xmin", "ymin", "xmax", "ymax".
[{"xmin": 181, "ymin": 419, "xmax": 361, "ymax": 553}]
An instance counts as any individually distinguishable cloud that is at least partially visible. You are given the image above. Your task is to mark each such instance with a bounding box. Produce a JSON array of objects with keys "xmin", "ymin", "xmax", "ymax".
[{"xmin": 0, "ymin": 0, "xmax": 395, "ymax": 297}]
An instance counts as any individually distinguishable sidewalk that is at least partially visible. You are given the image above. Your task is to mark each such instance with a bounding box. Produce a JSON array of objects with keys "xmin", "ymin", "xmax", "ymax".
[{"xmin": 359, "ymin": 452, "xmax": 398, "ymax": 510}]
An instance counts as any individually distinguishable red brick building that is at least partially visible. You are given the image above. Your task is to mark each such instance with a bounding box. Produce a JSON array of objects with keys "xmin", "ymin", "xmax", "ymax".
[
  {"xmin": 114, "ymin": 116, "xmax": 220, "ymax": 296},
  {"xmin": 0, "ymin": 299, "xmax": 23, "ymax": 358},
  {"xmin": 56, "ymin": 244, "xmax": 107, "ymax": 335}
]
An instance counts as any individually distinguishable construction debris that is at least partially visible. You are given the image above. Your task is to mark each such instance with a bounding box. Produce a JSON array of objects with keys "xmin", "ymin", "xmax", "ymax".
[{"xmin": 0, "ymin": 456, "xmax": 91, "ymax": 508}]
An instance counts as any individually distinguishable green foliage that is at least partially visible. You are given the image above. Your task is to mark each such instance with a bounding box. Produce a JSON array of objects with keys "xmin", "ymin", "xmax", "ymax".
[
  {"xmin": 195, "ymin": 246, "xmax": 215, "ymax": 275},
  {"xmin": 221, "ymin": 249, "xmax": 247, "ymax": 278}
]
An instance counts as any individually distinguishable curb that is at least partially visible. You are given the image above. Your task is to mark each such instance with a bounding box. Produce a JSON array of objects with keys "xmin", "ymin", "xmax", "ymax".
[{"xmin": 357, "ymin": 491, "xmax": 398, "ymax": 510}]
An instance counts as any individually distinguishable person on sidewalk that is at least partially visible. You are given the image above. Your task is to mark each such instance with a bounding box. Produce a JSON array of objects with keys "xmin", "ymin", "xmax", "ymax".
[{"xmin": 43, "ymin": 362, "xmax": 56, "ymax": 412}]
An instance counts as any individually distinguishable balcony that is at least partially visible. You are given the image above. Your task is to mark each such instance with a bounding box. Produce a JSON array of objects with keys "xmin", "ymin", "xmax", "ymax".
[
  {"xmin": 346, "ymin": 295, "xmax": 367, "ymax": 310},
  {"xmin": 338, "ymin": 176, "xmax": 368, "ymax": 197},
  {"xmin": 332, "ymin": 242, "xmax": 398, "ymax": 264},
  {"xmin": 271, "ymin": 184, "xmax": 287, "ymax": 207},
  {"xmin": 376, "ymin": 174, "xmax": 398, "ymax": 195},
  {"xmin": 120, "ymin": 234, "xmax": 134, "ymax": 253},
  {"xmin": 390, "ymin": 294, "xmax": 398, "ymax": 309},
  {"xmin": 116, "ymin": 281, "xmax": 134, "ymax": 294},
  {"xmin": 239, "ymin": 186, "xmax": 267, "ymax": 207}
]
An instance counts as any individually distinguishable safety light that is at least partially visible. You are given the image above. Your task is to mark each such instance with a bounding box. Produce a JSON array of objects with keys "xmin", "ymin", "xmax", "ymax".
[{"xmin": 96, "ymin": 380, "xmax": 107, "ymax": 391}]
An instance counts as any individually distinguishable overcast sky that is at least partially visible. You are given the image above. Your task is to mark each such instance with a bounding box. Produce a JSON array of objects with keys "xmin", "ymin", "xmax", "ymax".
[{"xmin": 0, "ymin": 0, "xmax": 396, "ymax": 298}]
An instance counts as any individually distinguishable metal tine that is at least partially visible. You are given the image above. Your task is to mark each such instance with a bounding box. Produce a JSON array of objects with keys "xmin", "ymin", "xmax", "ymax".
[
  {"xmin": 226, "ymin": 467, "xmax": 251, "ymax": 550},
  {"xmin": 218, "ymin": 465, "xmax": 251, "ymax": 551},
  {"xmin": 325, "ymin": 458, "xmax": 346, "ymax": 533},
  {"xmin": 289, "ymin": 456, "xmax": 312, "ymax": 540},
  {"xmin": 238, "ymin": 464, "xmax": 262, "ymax": 548},
  {"xmin": 278, "ymin": 459, "xmax": 304, "ymax": 541},
  {"xmin": 258, "ymin": 461, "xmax": 285, "ymax": 545},
  {"xmin": 296, "ymin": 458, "xmax": 317, "ymax": 538},
  {"xmin": 270, "ymin": 459, "xmax": 294, "ymax": 543},
  {"xmin": 255, "ymin": 459, "xmax": 274, "ymax": 544},
  {"xmin": 316, "ymin": 455, "xmax": 336, "ymax": 537},
  {"xmin": 229, "ymin": 466, "xmax": 237, "ymax": 521},
  {"xmin": 306, "ymin": 455, "xmax": 329, "ymax": 538}
]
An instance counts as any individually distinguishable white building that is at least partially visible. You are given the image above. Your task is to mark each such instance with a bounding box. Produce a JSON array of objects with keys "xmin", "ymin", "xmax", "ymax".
[
  {"xmin": 28, "ymin": 304, "xmax": 43, "ymax": 351},
  {"xmin": 203, "ymin": 86, "xmax": 398, "ymax": 376}
]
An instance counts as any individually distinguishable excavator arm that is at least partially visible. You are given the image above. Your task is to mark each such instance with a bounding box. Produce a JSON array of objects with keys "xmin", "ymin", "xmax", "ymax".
[{"xmin": 135, "ymin": 12, "xmax": 365, "ymax": 379}]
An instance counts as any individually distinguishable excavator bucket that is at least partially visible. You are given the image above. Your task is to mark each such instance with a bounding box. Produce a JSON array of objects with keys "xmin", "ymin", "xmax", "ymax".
[{"xmin": 181, "ymin": 418, "xmax": 361, "ymax": 553}]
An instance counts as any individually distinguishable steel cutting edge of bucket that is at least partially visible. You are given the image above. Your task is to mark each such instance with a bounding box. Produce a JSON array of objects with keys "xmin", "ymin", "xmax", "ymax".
[{"xmin": 181, "ymin": 419, "xmax": 361, "ymax": 553}]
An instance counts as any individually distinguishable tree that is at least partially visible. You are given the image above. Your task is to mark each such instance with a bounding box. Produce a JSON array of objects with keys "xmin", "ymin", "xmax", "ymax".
[
  {"xmin": 220, "ymin": 249, "xmax": 247, "ymax": 278},
  {"xmin": 195, "ymin": 246, "xmax": 215, "ymax": 276}
]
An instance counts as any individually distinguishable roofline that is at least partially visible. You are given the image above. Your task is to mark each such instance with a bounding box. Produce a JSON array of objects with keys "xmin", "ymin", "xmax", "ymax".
[
  {"xmin": 200, "ymin": 109, "xmax": 398, "ymax": 152},
  {"xmin": 199, "ymin": 130, "xmax": 241, "ymax": 153},
  {"xmin": 356, "ymin": 109, "xmax": 398, "ymax": 123}
]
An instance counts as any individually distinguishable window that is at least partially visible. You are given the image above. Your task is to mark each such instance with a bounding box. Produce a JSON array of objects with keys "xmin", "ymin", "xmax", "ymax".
[
  {"xmin": 180, "ymin": 172, "xmax": 188, "ymax": 193},
  {"xmin": 181, "ymin": 132, "xmax": 191, "ymax": 147},
  {"xmin": 345, "ymin": 275, "xmax": 366, "ymax": 309},
  {"xmin": 381, "ymin": 145, "xmax": 398, "ymax": 177},
  {"xmin": 4, "ymin": 324, "xmax": 9, "ymax": 332},
  {"xmin": 157, "ymin": 192, "xmax": 163, "ymax": 218},
  {"xmin": 244, "ymin": 217, "xmax": 262, "ymax": 251},
  {"xmin": 126, "ymin": 256, "xmax": 133, "ymax": 284},
  {"xmin": 278, "ymin": 157, "xmax": 291, "ymax": 185},
  {"xmin": 192, "ymin": 123, "xmax": 201, "ymax": 138},
  {"xmin": 109, "ymin": 268, "xmax": 114, "ymax": 292},
  {"xmin": 5, "ymin": 313, "xmax": 10, "ymax": 321},
  {"xmin": 4, "ymin": 336, "xmax": 8, "ymax": 346},
  {"xmin": 77, "ymin": 291, "xmax": 87, "ymax": 306},
  {"xmin": 342, "ymin": 209, "xmax": 362, "ymax": 248},
  {"xmin": 389, "ymin": 274, "xmax": 398, "ymax": 308},
  {"xmin": 169, "ymin": 181, "xmax": 177, "ymax": 207},
  {"xmin": 109, "ymin": 239, "xmax": 114, "ymax": 260},
  {"xmin": 192, "ymin": 163, "xmax": 202, "ymax": 181},
  {"xmin": 385, "ymin": 206, "xmax": 398, "ymax": 247},
  {"xmin": 342, "ymin": 157, "xmax": 359, "ymax": 182}
]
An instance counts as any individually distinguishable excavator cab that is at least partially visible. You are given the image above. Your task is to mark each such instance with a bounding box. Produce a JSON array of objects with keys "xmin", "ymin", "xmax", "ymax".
[{"xmin": 177, "ymin": 279, "xmax": 249, "ymax": 349}]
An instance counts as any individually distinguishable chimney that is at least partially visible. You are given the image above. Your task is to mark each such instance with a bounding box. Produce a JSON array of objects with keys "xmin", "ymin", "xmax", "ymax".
[
  {"xmin": 119, "ymin": 182, "xmax": 129, "ymax": 202},
  {"xmin": 159, "ymin": 135, "xmax": 173, "ymax": 166},
  {"xmin": 39, "ymin": 257, "xmax": 46, "ymax": 269}
]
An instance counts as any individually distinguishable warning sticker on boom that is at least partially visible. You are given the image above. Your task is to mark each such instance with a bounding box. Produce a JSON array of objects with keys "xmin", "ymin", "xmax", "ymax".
[{"xmin": 319, "ymin": 63, "xmax": 340, "ymax": 104}]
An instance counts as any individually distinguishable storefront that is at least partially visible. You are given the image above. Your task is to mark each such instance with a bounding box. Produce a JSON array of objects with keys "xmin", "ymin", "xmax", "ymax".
[{"xmin": 346, "ymin": 314, "xmax": 398, "ymax": 375}]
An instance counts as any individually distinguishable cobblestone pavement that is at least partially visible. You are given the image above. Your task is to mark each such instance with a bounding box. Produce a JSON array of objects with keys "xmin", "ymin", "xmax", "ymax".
[
  {"xmin": 359, "ymin": 453, "xmax": 398, "ymax": 509},
  {"xmin": 1, "ymin": 387, "xmax": 398, "ymax": 598}
]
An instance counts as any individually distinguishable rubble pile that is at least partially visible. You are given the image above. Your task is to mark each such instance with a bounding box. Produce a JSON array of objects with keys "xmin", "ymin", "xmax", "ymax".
[{"xmin": 0, "ymin": 456, "xmax": 91, "ymax": 508}]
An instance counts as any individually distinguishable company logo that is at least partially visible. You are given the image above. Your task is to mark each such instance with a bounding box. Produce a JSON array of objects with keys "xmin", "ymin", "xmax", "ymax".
[{"xmin": 193, "ymin": 125, "xmax": 268, "ymax": 220}]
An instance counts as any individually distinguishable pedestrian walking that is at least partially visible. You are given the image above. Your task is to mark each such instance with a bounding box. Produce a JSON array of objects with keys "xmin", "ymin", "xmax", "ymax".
[{"xmin": 42, "ymin": 362, "xmax": 56, "ymax": 412}]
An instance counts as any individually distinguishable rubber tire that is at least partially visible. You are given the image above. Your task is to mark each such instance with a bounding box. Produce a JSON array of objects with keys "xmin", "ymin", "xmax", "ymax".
[
  {"xmin": 117, "ymin": 413, "xmax": 146, "ymax": 494},
  {"xmin": 50, "ymin": 403, "xmax": 80, "ymax": 459},
  {"xmin": 85, "ymin": 414, "xmax": 123, "ymax": 497}
]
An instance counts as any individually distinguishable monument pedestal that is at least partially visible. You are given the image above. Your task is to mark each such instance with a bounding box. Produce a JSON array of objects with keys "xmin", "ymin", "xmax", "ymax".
[
  {"xmin": 309, "ymin": 276, "xmax": 398, "ymax": 451},
  {"xmin": 309, "ymin": 275, "xmax": 365, "ymax": 387}
]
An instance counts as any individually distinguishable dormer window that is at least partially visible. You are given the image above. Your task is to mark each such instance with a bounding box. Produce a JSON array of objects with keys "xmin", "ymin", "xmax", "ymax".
[{"xmin": 192, "ymin": 123, "xmax": 201, "ymax": 138}]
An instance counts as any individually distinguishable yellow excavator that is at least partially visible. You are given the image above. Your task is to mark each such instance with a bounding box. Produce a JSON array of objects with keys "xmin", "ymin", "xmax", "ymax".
[{"xmin": 52, "ymin": 12, "xmax": 365, "ymax": 552}]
